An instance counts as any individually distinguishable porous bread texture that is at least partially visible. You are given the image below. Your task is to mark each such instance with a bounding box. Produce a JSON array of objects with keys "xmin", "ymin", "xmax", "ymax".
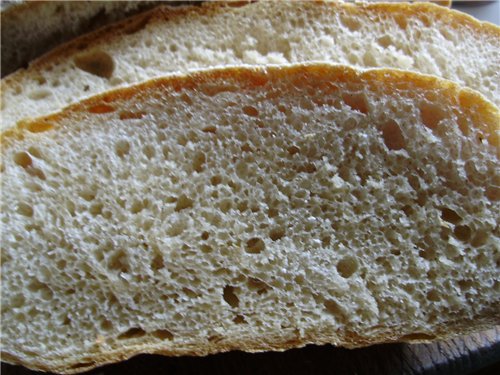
[
  {"xmin": 1, "ymin": 64, "xmax": 499, "ymax": 373},
  {"xmin": 1, "ymin": 1, "xmax": 498, "ymax": 130},
  {"xmin": 0, "ymin": 0, "xmax": 160, "ymax": 76}
]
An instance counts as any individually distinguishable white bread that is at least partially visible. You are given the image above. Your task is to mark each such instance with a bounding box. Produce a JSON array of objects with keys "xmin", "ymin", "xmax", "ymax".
[
  {"xmin": 1, "ymin": 64, "xmax": 499, "ymax": 373},
  {"xmin": 1, "ymin": 1, "xmax": 497, "ymax": 131},
  {"xmin": 0, "ymin": 0, "xmax": 160, "ymax": 76}
]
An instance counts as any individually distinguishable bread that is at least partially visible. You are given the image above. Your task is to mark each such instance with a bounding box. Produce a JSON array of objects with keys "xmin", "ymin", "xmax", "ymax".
[
  {"xmin": 1, "ymin": 63, "xmax": 499, "ymax": 373},
  {"xmin": 1, "ymin": 1, "xmax": 497, "ymax": 131},
  {"xmin": 0, "ymin": 0, "xmax": 162, "ymax": 76}
]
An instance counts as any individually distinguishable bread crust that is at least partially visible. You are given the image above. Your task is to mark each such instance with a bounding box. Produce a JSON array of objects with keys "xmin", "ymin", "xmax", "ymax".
[{"xmin": 1, "ymin": 63, "xmax": 499, "ymax": 373}]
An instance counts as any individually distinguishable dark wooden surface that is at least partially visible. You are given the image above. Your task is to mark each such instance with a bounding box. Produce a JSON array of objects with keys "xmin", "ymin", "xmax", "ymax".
[{"xmin": 3, "ymin": 327, "xmax": 499, "ymax": 375}]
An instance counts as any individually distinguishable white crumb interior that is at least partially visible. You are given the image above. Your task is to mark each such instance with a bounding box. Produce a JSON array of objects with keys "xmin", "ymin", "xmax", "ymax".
[
  {"xmin": 1, "ymin": 69, "xmax": 499, "ymax": 371},
  {"xmin": 2, "ymin": 1, "xmax": 499, "ymax": 130}
]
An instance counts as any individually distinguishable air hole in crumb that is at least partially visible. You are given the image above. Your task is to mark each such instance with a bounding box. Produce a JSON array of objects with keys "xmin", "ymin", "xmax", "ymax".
[
  {"xmin": 454, "ymin": 225, "xmax": 471, "ymax": 242},
  {"xmin": 119, "ymin": 111, "xmax": 145, "ymax": 120},
  {"xmin": 426, "ymin": 289, "xmax": 440, "ymax": 302},
  {"xmin": 377, "ymin": 35, "xmax": 393, "ymax": 48},
  {"xmin": 202, "ymin": 125, "xmax": 217, "ymax": 133},
  {"xmin": 117, "ymin": 327, "xmax": 146, "ymax": 340},
  {"xmin": 223, "ymin": 285, "xmax": 239, "ymax": 308},
  {"xmin": 471, "ymin": 231, "xmax": 489, "ymax": 247},
  {"xmin": 287, "ymin": 145, "xmax": 300, "ymax": 155},
  {"xmin": 108, "ymin": 250, "xmax": 129, "ymax": 273},
  {"xmin": 180, "ymin": 93, "xmax": 193, "ymax": 105},
  {"xmin": 211, "ymin": 175, "xmax": 222, "ymax": 185},
  {"xmin": 115, "ymin": 140, "xmax": 130, "ymax": 157},
  {"xmin": 246, "ymin": 237, "xmax": 265, "ymax": 254},
  {"xmin": 17, "ymin": 202, "xmax": 33, "ymax": 217},
  {"xmin": 79, "ymin": 189, "xmax": 96, "ymax": 201},
  {"xmin": 337, "ymin": 256, "xmax": 358, "ymax": 278},
  {"xmin": 241, "ymin": 143, "xmax": 253, "ymax": 153},
  {"xmin": 175, "ymin": 194, "xmax": 193, "ymax": 211},
  {"xmin": 131, "ymin": 200, "xmax": 147, "ymax": 214},
  {"xmin": 342, "ymin": 93, "xmax": 368, "ymax": 114},
  {"xmin": 247, "ymin": 278, "xmax": 269, "ymax": 294},
  {"xmin": 419, "ymin": 102, "xmax": 446, "ymax": 130},
  {"xmin": 151, "ymin": 253, "xmax": 164, "ymax": 271},
  {"xmin": 183, "ymin": 287, "xmax": 198, "ymax": 298},
  {"xmin": 441, "ymin": 207, "xmax": 461, "ymax": 224},
  {"xmin": 381, "ymin": 119, "xmax": 405, "ymax": 150},
  {"xmin": 324, "ymin": 300, "xmax": 344, "ymax": 317},
  {"xmin": 152, "ymin": 329, "xmax": 173, "ymax": 340},
  {"xmin": 418, "ymin": 248, "xmax": 436, "ymax": 261},
  {"xmin": 242, "ymin": 105, "xmax": 259, "ymax": 117},
  {"xmin": 14, "ymin": 152, "xmax": 33, "ymax": 168},
  {"xmin": 74, "ymin": 50, "xmax": 115, "ymax": 78},
  {"xmin": 401, "ymin": 205, "xmax": 413, "ymax": 216},
  {"xmin": 233, "ymin": 315, "xmax": 246, "ymax": 324},
  {"xmin": 298, "ymin": 163, "xmax": 317, "ymax": 174},
  {"xmin": 100, "ymin": 320, "xmax": 113, "ymax": 331},
  {"xmin": 200, "ymin": 244, "xmax": 213, "ymax": 253},
  {"xmin": 486, "ymin": 186, "xmax": 499, "ymax": 201},
  {"xmin": 340, "ymin": 15, "xmax": 361, "ymax": 31},
  {"xmin": 192, "ymin": 152, "xmax": 206, "ymax": 172},
  {"xmin": 269, "ymin": 227, "xmax": 285, "ymax": 241},
  {"xmin": 28, "ymin": 167, "xmax": 46, "ymax": 180}
]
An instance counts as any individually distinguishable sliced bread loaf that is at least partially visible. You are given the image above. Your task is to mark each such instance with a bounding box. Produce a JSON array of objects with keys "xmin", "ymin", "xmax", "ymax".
[
  {"xmin": 1, "ymin": 64, "xmax": 499, "ymax": 373},
  {"xmin": 1, "ymin": 1, "xmax": 498, "ymax": 130}
]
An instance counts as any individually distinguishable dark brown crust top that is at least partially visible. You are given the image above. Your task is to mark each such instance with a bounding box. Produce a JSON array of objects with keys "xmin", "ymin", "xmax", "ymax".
[{"xmin": 1, "ymin": 63, "xmax": 499, "ymax": 373}]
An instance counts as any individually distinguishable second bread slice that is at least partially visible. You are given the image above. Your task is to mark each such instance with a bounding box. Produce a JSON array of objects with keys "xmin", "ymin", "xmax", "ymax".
[{"xmin": 1, "ymin": 64, "xmax": 499, "ymax": 373}]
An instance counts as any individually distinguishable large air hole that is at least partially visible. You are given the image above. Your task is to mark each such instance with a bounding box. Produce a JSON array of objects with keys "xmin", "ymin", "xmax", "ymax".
[
  {"xmin": 117, "ymin": 327, "xmax": 146, "ymax": 340},
  {"xmin": 233, "ymin": 315, "xmax": 247, "ymax": 324},
  {"xmin": 336, "ymin": 256, "xmax": 358, "ymax": 278},
  {"xmin": 245, "ymin": 237, "xmax": 265, "ymax": 254},
  {"xmin": 324, "ymin": 299, "xmax": 344, "ymax": 318},
  {"xmin": 419, "ymin": 102, "xmax": 446, "ymax": 130},
  {"xmin": 381, "ymin": 119, "xmax": 406, "ymax": 150},
  {"xmin": 74, "ymin": 50, "xmax": 115, "ymax": 78},
  {"xmin": 242, "ymin": 105, "xmax": 259, "ymax": 117},
  {"xmin": 223, "ymin": 285, "xmax": 239, "ymax": 308},
  {"xmin": 269, "ymin": 227, "xmax": 285, "ymax": 241},
  {"xmin": 441, "ymin": 207, "xmax": 462, "ymax": 224},
  {"xmin": 14, "ymin": 151, "xmax": 32, "ymax": 168},
  {"xmin": 175, "ymin": 194, "xmax": 193, "ymax": 211},
  {"xmin": 454, "ymin": 225, "xmax": 471, "ymax": 242},
  {"xmin": 342, "ymin": 93, "xmax": 368, "ymax": 114},
  {"xmin": 152, "ymin": 329, "xmax": 174, "ymax": 340},
  {"xmin": 17, "ymin": 202, "xmax": 34, "ymax": 217}
]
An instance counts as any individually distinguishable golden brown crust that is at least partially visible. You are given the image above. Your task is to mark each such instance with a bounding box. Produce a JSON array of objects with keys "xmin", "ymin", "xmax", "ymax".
[
  {"xmin": 2, "ymin": 63, "xmax": 499, "ymax": 373},
  {"xmin": 3, "ymin": 63, "xmax": 499, "ymax": 148}
]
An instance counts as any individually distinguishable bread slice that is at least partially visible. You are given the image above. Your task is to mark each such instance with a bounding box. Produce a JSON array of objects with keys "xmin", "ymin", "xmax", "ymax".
[
  {"xmin": 1, "ymin": 1, "xmax": 497, "ymax": 131},
  {"xmin": 1, "ymin": 64, "xmax": 499, "ymax": 373}
]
